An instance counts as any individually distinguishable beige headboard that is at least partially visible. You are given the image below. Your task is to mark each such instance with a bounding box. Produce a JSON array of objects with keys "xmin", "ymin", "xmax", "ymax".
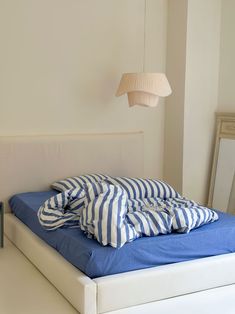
[{"xmin": 0, "ymin": 132, "xmax": 144, "ymax": 212}]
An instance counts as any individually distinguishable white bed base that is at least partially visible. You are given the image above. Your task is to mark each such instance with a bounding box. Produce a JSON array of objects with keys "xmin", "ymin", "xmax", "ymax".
[
  {"xmin": 5, "ymin": 213, "xmax": 235, "ymax": 314},
  {"xmin": 2, "ymin": 133, "xmax": 235, "ymax": 314}
]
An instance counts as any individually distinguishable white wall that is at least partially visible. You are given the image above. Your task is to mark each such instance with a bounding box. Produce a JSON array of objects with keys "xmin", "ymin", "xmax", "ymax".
[
  {"xmin": 164, "ymin": 0, "xmax": 188, "ymax": 193},
  {"xmin": 0, "ymin": 0, "xmax": 168, "ymax": 179},
  {"xmin": 1, "ymin": 0, "xmax": 229, "ymax": 201},
  {"xmin": 183, "ymin": 0, "xmax": 221, "ymax": 203},
  {"xmin": 218, "ymin": 0, "xmax": 235, "ymax": 112},
  {"xmin": 165, "ymin": 0, "xmax": 221, "ymax": 204}
]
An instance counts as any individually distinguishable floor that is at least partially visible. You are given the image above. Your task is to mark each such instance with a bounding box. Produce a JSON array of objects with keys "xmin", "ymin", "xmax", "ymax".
[{"xmin": 0, "ymin": 237, "xmax": 78, "ymax": 314}]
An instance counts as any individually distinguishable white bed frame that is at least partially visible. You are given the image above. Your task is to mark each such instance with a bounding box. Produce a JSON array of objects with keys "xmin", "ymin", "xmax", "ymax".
[{"xmin": 2, "ymin": 133, "xmax": 235, "ymax": 314}]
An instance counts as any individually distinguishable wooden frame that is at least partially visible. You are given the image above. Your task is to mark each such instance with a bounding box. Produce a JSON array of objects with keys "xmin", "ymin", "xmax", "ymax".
[
  {"xmin": 208, "ymin": 112, "xmax": 235, "ymax": 207},
  {"xmin": 0, "ymin": 202, "xmax": 3, "ymax": 248}
]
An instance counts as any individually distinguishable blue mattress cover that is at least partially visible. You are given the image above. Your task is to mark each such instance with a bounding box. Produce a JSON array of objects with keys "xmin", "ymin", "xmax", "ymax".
[{"xmin": 9, "ymin": 191, "xmax": 235, "ymax": 279}]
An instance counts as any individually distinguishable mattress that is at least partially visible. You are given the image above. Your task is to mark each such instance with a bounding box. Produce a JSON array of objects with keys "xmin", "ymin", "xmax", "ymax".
[{"xmin": 9, "ymin": 191, "xmax": 235, "ymax": 279}]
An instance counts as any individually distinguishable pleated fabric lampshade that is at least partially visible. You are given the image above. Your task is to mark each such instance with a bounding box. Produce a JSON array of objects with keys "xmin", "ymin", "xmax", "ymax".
[{"xmin": 116, "ymin": 72, "xmax": 172, "ymax": 107}]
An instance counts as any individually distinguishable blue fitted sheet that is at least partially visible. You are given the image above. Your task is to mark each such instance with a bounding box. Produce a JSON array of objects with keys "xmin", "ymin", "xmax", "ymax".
[{"xmin": 9, "ymin": 191, "xmax": 235, "ymax": 279}]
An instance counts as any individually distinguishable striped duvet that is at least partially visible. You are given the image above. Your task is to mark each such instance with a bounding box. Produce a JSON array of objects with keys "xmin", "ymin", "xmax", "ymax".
[{"xmin": 38, "ymin": 177, "xmax": 218, "ymax": 248}]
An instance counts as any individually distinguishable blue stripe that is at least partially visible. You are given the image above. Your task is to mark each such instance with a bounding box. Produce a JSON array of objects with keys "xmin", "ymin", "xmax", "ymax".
[
  {"xmin": 188, "ymin": 208, "xmax": 196, "ymax": 230},
  {"xmin": 91, "ymin": 196, "xmax": 99, "ymax": 224},
  {"xmin": 145, "ymin": 179, "xmax": 155, "ymax": 197},
  {"xmin": 151, "ymin": 180, "xmax": 161, "ymax": 198},
  {"xmin": 84, "ymin": 184, "xmax": 91, "ymax": 203},
  {"xmin": 202, "ymin": 207, "xmax": 209, "ymax": 222},
  {"xmin": 96, "ymin": 174, "xmax": 106, "ymax": 181},
  {"xmin": 61, "ymin": 192, "xmax": 66, "ymax": 209},
  {"xmin": 132, "ymin": 212, "xmax": 146, "ymax": 234},
  {"xmin": 138, "ymin": 178, "xmax": 149, "ymax": 198},
  {"xmin": 78, "ymin": 177, "xmax": 87, "ymax": 185},
  {"xmin": 95, "ymin": 174, "xmax": 103, "ymax": 180},
  {"xmin": 92, "ymin": 182, "xmax": 99, "ymax": 196},
  {"xmin": 193, "ymin": 207, "xmax": 202, "ymax": 228},
  {"xmin": 131, "ymin": 179, "xmax": 143, "ymax": 199},
  {"xmin": 157, "ymin": 181, "xmax": 167, "ymax": 199},
  {"xmin": 143, "ymin": 212, "xmax": 155, "ymax": 236},
  {"xmin": 107, "ymin": 188, "xmax": 116, "ymax": 244},
  {"xmin": 166, "ymin": 212, "xmax": 172, "ymax": 226},
  {"xmin": 147, "ymin": 211, "xmax": 162, "ymax": 234},
  {"xmin": 116, "ymin": 190, "xmax": 123, "ymax": 247},
  {"xmin": 174, "ymin": 209, "xmax": 183, "ymax": 229},
  {"xmin": 121, "ymin": 178, "xmax": 137, "ymax": 199},
  {"xmin": 113, "ymin": 178, "xmax": 132, "ymax": 199},
  {"xmin": 124, "ymin": 221, "xmax": 130, "ymax": 244},
  {"xmin": 80, "ymin": 205, "xmax": 85, "ymax": 229},
  {"xmin": 66, "ymin": 178, "xmax": 77, "ymax": 189},
  {"xmin": 85, "ymin": 198, "xmax": 89, "ymax": 226},
  {"xmin": 97, "ymin": 191, "xmax": 109, "ymax": 244},
  {"xmin": 83, "ymin": 175, "xmax": 94, "ymax": 184},
  {"xmin": 165, "ymin": 183, "xmax": 172, "ymax": 198},
  {"xmin": 40, "ymin": 214, "xmax": 75, "ymax": 225},
  {"xmin": 166, "ymin": 185, "xmax": 173, "ymax": 198},
  {"xmin": 89, "ymin": 174, "xmax": 101, "ymax": 182},
  {"xmin": 181, "ymin": 208, "xmax": 190, "ymax": 231},
  {"xmin": 40, "ymin": 210, "xmax": 63, "ymax": 218},
  {"xmin": 47, "ymin": 198, "xmax": 52, "ymax": 209},
  {"xmin": 158, "ymin": 211, "xmax": 170, "ymax": 232},
  {"xmin": 58, "ymin": 181, "xmax": 71, "ymax": 191},
  {"xmin": 73, "ymin": 177, "xmax": 83, "ymax": 187},
  {"xmin": 54, "ymin": 195, "xmax": 59, "ymax": 208}
]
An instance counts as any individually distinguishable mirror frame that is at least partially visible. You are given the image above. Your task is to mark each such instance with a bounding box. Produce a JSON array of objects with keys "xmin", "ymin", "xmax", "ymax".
[{"xmin": 208, "ymin": 112, "xmax": 235, "ymax": 208}]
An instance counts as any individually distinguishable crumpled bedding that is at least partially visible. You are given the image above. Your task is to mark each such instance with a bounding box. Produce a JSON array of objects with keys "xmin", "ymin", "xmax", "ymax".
[{"xmin": 38, "ymin": 181, "xmax": 218, "ymax": 248}]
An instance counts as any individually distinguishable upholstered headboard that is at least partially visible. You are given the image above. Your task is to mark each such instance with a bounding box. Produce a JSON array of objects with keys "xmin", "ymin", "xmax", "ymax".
[{"xmin": 0, "ymin": 132, "xmax": 144, "ymax": 212}]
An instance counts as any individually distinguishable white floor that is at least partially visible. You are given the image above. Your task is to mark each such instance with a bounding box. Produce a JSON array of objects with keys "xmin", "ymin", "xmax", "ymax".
[{"xmin": 0, "ymin": 237, "xmax": 78, "ymax": 314}]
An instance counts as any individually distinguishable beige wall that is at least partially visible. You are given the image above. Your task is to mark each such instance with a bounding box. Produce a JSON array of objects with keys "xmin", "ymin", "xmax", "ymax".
[
  {"xmin": 0, "ymin": 0, "xmax": 168, "ymax": 179},
  {"xmin": 218, "ymin": 0, "xmax": 235, "ymax": 112}
]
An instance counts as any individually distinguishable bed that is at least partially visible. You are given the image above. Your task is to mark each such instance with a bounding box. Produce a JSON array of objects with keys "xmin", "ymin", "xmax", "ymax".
[{"xmin": 2, "ymin": 133, "xmax": 235, "ymax": 314}]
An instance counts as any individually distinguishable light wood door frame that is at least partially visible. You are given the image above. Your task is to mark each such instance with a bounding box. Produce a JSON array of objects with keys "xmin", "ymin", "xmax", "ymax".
[{"xmin": 208, "ymin": 112, "xmax": 235, "ymax": 207}]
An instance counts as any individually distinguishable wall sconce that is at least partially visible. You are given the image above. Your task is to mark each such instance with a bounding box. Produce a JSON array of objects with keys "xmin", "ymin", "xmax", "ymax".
[{"xmin": 116, "ymin": 72, "xmax": 171, "ymax": 107}]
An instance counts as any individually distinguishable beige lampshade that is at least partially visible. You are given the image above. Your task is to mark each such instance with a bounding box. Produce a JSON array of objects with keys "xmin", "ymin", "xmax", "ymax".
[{"xmin": 116, "ymin": 72, "xmax": 172, "ymax": 107}]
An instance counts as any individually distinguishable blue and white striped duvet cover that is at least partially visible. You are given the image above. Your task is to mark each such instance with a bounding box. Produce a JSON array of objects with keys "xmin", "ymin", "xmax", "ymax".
[{"xmin": 38, "ymin": 178, "xmax": 218, "ymax": 248}]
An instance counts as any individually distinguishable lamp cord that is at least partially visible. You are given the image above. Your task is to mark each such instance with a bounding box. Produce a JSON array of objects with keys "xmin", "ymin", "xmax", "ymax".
[{"xmin": 143, "ymin": 0, "xmax": 147, "ymax": 72}]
